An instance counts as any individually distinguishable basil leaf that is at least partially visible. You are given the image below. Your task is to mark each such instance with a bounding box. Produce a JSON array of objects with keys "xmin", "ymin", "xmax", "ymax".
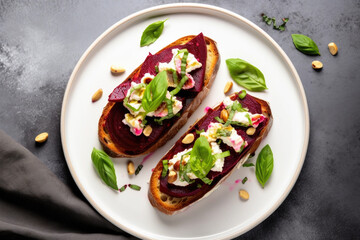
[
  {"xmin": 226, "ymin": 58, "xmax": 267, "ymax": 92},
  {"xmin": 291, "ymin": 34, "xmax": 320, "ymax": 55},
  {"xmin": 255, "ymin": 144, "xmax": 274, "ymax": 188},
  {"xmin": 140, "ymin": 19, "xmax": 167, "ymax": 47},
  {"xmin": 142, "ymin": 71, "xmax": 168, "ymax": 113},
  {"xmin": 91, "ymin": 148, "xmax": 118, "ymax": 190},
  {"xmin": 189, "ymin": 136, "xmax": 214, "ymax": 185}
]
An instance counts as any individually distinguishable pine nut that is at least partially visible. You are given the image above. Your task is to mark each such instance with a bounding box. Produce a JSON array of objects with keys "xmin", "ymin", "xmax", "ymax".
[
  {"xmin": 35, "ymin": 132, "xmax": 48, "ymax": 143},
  {"xmin": 182, "ymin": 133, "xmax": 195, "ymax": 144},
  {"xmin": 143, "ymin": 125, "xmax": 152, "ymax": 137},
  {"xmin": 328, "ymin": 42, "xmax": 338, "ymax": 55},
  {"xmin": 239, "ymin": 189, "xmax": 249, "ymax": 200},
  {"xmin": 220, "ymin": 109, "xmax": 229, "ymax": 122},
  {"xmin": 110, "ymin": 65, "xmax": 125, "ymax": 74},
  {"xmin": 246, "ymin": 127, "xmax": 256, "ymax": 135},
  {"xmin": 127, "ymin": 161, "xmax": 135, "ymax": 175},
  {"xmin": 92, "ymin": 88, "xmax": 103, "ymax": 102},
  {"xmin": 224, "ymin": 81, "xmax": 233, "ymax": 94},
  {"xmin": 312, "ymin": 60, "xmax": 323, "ymax": 70},
  {"xmin": 167, "ymin": 171, "xmax": 177, "ymax": 183}
]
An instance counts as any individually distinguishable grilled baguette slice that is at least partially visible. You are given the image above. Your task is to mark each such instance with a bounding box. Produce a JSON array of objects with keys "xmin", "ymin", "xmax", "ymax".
[
  {"xmin": 98, "ymin": 34, "xmax": 220, "ymax": 158},
  {"xmin": 148, "ymin": 93, "xmax": 272, "ymax": 215}
]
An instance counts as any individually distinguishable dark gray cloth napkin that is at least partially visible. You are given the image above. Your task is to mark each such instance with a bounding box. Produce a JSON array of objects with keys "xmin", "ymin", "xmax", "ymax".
[{"xmin": 0, "ymin": 130, "xmax": 137, "ymax": 240}]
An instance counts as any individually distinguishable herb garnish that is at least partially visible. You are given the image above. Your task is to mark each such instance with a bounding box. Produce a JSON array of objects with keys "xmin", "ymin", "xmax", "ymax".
[
  {"xmin": 255, "ymin": 144, "xmax": 274, "ymax": 188},
  {"xmin": 261, "ymin": 13, "xmax": 289, "ymax": 31},
  {"xmin": 135, "ymin": 164, "xmax": 143, "ymax": 175},
  {"xmin": 238, "ymin": 90, "xmax": 247, "ymax": 99},
  {"xmin": 196, "ymin": 129, "xmax": 205, "ymax": 134},
  {"xmin": 140, "ymin": 19, "xmax": 167, "ymax": 47},
  {"xmin": 161, "ymin": 160, "xmax": 168, "ymax": 178},
  {"xmin": 142, "ymin": 71, "xmax": 168, "ymax": 113},
  {"xmin": 91, "ymin": 148, "xmax": 118, "ymax": 190},
  {"xmin": 226, "ymin": 58, "xmax": 267, "ymax": 92},
  {"xmin": 291, "ymin": 34, "xmax": 320, "ymax": 56},
  {"xmin": 214, "ymin": 116, "xmax": 225, "ymax": 123},
  {"xmin": 128, "ymin": 184, "xmax": 141, "ymax": 191},
  {"xmin": 119, "ymin": 184, "xmax": 127, "ymax": 192},
  {"xmin": 243, "ymin": 163, "xmax": 255, "ymax": 167},
  {"xmin": 242, "ymin": 177, "xmax": 248, "ymax": 184}
]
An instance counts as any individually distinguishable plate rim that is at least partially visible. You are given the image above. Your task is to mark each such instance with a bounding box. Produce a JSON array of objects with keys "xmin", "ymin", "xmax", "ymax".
[{"xmin": 60, "ymin": 3, "xmax": 310, "ymax": 239}]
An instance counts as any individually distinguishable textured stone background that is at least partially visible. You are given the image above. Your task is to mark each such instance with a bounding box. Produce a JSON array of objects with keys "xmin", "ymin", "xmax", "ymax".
[{"xmin": 1, "ymin": 0, "xmax": 359, "ymax": 239}]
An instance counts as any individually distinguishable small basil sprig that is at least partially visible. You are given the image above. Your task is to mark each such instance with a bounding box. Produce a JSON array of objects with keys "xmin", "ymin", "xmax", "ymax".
[
  {"xmin": 291, "ymin": 34, "xmax": 320, "ymax": 56},
  {"xmin": 140, "ymin": 19, "xmax": 167, "ymax": 47},
  {"xmin": 142, "ymin": 71, "xmax": 168, "ymax": 113},
  {"xmin": 189, "ymin": 136, "xmax": 214, "ymax": 185},
  {"xmin": 91, "ymin": 148, "xmax": 118, "ymax": 190},
  {"xmin": 226, "ymin": 58, "xmax": 267, "ymax": 92},
  {"xmin": 255, "ymin": 144, "xmax": 274, "ymax": 188},
  {"xmin": 261, "ymin": 13, "xmax": 289, "ymax": 31}
]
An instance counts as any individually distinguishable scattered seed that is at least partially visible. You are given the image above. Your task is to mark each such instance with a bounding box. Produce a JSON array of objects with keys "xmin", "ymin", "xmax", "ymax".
[
  {"xmin": 127, "ymin": 161, "xmax": 135, "ymax": 175},
  {"xmin": 312, "ymin": 60, "xmax": 323, "ymax": 70},
  {"xmin": 246, "ymin": 127, "xmax": 256, "ymax": 136},
  {"xmin": 239, "ymin": 189, "xmax": 249, "ymax": 200},
  {"xmin": 35, "ymin": 132, "xmax": 48, "ymax": 143},
  {"xmin": 182, "ymin": 133, "xmax": 195, "ymax": 144},
  {"xmin": 110, "ymin": 65, "xmax": 125, "ymax": 74},
  {"xmin": 92, "ymin": 88, "xmax": 103, "ymax": 102},
  {"xmin": 328, "ymin": 42, "xmax": 338, "ymax": 55},
  {"xmin": 224, "ymin": 81, "xmax": 233, "ymax": 94}
]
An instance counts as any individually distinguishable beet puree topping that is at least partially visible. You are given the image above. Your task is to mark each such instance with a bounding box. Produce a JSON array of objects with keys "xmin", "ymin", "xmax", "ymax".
[
  {"xmin": 104, "ymin": 33, "xmax": 207, "ymax": 155},
  {"xmin": 159, "ymin": 93, "xmax": 268, "ymax": 198},
  {"xmin": 108, "ymin": 33, "xmax": 207, "ymax": 102}
]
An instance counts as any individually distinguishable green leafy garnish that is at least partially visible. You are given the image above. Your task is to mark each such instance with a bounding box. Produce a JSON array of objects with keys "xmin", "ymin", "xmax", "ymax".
[
  {"xmin": 291, "ymin": 34, "xmax": 320, "ymax": 55},
  {"xmin": 238, "ymin": 90, "xmax": 247, "ymax": 99},
  {"xmin": 196, "ymin": 129, "xmax": 205, "ymax": 134},
  {"xmin": 154, "ymin": 98, "xmax": 175, "ymax": 125},
  {"xmin": 161, "ymin": 160, "xmax": 168, "ymax": 177},
  {"xmin": 214, "ymin": 116, "xmax": 225, "ymax": 124},
  {"xmin": 243, "ymin": 163, "xmax": 255, "ymax": 167},
  {"xmin": 216, "ymin": 128, "xmax": 232, "ymax": 137},
  {"xmin": 135, "ymin": 164, "xmax": 143, "ymax": 175},
  {"xmin": 213, "ymin": 150, "xmax": 230, "ymax": 160},
  {"xmin": 91, "ymin": 148, "xmax": 118, "ymax": 190},
  {"xmin": 226, "ymin": 59, "xmax": 267, "ymax": 92},
  {"xmin": 128, "ymin": 184, "xmax": 141, "ymax": 191},
  {"xmin": 119, "ymin": 184, "xmax": 127, "ymax": 192},
  {"xmin": 179, "ymin": 155, "xmax": 194, "ymax": 184},
  {"xmin": 140, "ymin": 19, "xmax": 167, "ymax": 47},
  {"xmin": 189, "ymin": 136, "xmax": 214, "ymax": 185},
  {"xmin": 142, "ymin": 71, "xmax": 168, "ymax": 113},
  {"xmin": 261, "ymin": 14, "xmax": 289, "ymax": 31},
  {"xmin": 242, "ymin": 177, "xmax": 248, "ymax": 184},
  {"xmin": 255, "ymin": 145, "xmax": 274, "ymax": 188}
]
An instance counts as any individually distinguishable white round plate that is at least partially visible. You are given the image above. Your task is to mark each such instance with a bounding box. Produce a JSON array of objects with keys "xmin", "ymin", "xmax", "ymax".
[{"xmin": 61, "ymin": 3, "xmax": 309, "ymax": 240}]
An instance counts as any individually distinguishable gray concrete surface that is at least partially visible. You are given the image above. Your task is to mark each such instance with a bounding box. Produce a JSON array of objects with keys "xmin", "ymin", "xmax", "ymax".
[{"xmin": 1, "ymin": 0, "xmax": 359, "ymax": 239}]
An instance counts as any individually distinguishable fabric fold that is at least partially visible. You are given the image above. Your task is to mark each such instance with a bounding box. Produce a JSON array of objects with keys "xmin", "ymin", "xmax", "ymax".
[{"xmin": 0, "ymin": 130, "xmax": 136, "ymax": 240}]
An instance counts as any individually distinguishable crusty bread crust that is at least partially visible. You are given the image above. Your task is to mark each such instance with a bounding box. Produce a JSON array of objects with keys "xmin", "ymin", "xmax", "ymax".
[
  {"xmin": 98, "ymin": 35, "xmax": 220, "ymax": 158},
  {"xmin": 148, "ymin": 93, "xmax": 273, "ymax": 215}
]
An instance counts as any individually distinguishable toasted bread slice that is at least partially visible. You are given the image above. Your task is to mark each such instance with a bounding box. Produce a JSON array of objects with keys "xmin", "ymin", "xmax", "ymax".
[
  {"xmin": 148, "ymin": 92, "xmax": 272, "ymax": 215},
  {"xmin": 98, "ymin": 34, "xmax": 220, "ymax": 158}
]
